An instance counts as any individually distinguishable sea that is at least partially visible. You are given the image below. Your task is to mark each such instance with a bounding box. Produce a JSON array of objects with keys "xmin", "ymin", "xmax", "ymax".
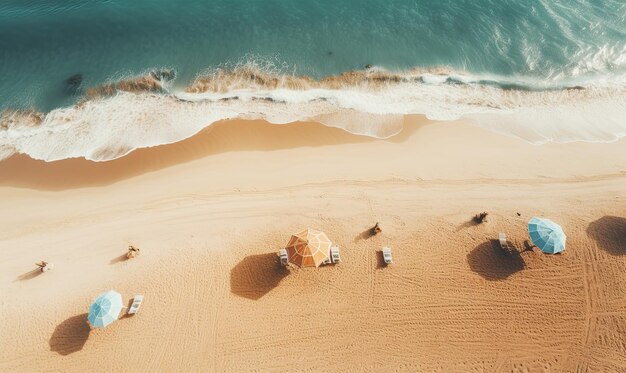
[{"xmin": 1, "ymin": 0, "xmax": 625, "ymax": 161}]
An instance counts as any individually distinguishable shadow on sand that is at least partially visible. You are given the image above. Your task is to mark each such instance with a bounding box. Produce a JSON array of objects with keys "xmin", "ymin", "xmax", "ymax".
[
  {"xmin": 49, "ymin": 313, "xmax": 90, "ymax": 355},
  {"xmin": 118, "ymin": 298, "xmax": 137, "ymax": 320},
  {"xmin": 354, "ymin": 222, "xmax": 384, "ymax": 243},
  {"xmin": 587, "ymin": 216, "xmax": 626, "ymax": 256},
  {"xmin": 15, "ymin": 268, "xmax": 43, "ymax": 281},
  {"xmin": 456, "ymin": 218, "xmax": 480, "ymax": 231},
  {"xmin": 109, "ymin": 253, "xmax": 128, "ymax": 265},
  {"xmin": 375, "ymin": 250, "xmax": 388, "ymax": 269},
  {"xmin": 467, "ymin": 240, "xmax": 525, "ymax": 281},
  {"xmin": 230, "ymin": 253, "xmax": 290, "ymax": 300},
  {"xmin": 354, "ymin": 228, "xmax": 374, "ymax": 243}
]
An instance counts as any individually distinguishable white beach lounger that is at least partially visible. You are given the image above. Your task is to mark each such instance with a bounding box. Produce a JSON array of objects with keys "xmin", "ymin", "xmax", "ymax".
[
  {"xmin": 498, "ymin": 233, "xmax": 511, "ymax": 250},
  {"xmin": 382, "ymin": 247, "xmax": 393, "ymax": 264},
  {"xmin": 127, "ymin": 295, "xmax": 144, "ymax": 315},
  {"xmin": 278, "ymin": 248, "xmax": 289, "ymax": 266},
  {"xmin": 330, "ymin": 246, "xmax": 341, "ymax": 263}
]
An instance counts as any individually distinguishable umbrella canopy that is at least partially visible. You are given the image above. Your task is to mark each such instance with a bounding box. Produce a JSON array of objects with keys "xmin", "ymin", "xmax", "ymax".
[
  {"xmin": 88, "ymin": 290, "xmax": 123, "ymax": 328},
  {"xmin": 285, "ymin": 228, "xmax": 332, "ymax": 268},
  {"xmin": 528, "ymin": 217, "xmax": 566, "ymax": 254}
]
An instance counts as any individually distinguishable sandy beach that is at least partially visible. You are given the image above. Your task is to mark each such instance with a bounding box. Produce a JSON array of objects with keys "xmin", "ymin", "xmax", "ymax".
[{"xmin": 1, "ymin": 116, "xmax": 626, "ymax": 372}]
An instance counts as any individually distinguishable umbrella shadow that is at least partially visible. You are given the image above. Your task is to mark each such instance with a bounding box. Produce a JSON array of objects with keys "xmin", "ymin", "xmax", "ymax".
[
  {"xmin": 230, "ymin": 253, "xmax": 289, "ymax": 300},
  {"xmin": 15, "ymin": 268, "xmax": 43, "ymax": 281},
  {"xmin": 467, "ymin": 240, "xmax": 525, "ymax": 281},
  {"xmin": 49, "ymin": 313, "xmax": 90, "ymax": 355},
  {"xmin": 587, "ymin": 216, "xmax": 626, "ymax": 256}
]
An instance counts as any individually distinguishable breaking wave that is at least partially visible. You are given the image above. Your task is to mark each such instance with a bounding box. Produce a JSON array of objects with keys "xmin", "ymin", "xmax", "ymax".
[{"xmin": 1, "ymin": 64, "xmax": 625, "ymax": 162}]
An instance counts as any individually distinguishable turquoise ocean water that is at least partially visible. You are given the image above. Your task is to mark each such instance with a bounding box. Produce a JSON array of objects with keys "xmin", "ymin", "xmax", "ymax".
[{"xmin": 0, "ymin": 0, "xmax": 625, "ymax": 161}]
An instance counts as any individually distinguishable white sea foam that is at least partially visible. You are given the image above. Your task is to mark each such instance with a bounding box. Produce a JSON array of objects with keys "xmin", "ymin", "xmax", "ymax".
[
  {"xmin": 466, "ymin": 97, "xmax": 626, "ymax": 144},
  {"xmin": 1, "ymin": 69, "xmax": 625, "ymax": 162}
]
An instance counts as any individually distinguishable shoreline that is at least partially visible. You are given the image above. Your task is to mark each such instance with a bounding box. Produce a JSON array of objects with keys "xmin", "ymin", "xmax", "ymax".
[
  {"xmin": 2, "ymin": 73, "xmax": 625, "ymax": 164},
  {"xmin": 2, "ymin": 115, "xmax": 626, "ymax": 191},
  {"xmin": 1, "ymin": 117, "xmax": 626, "ymax": 371}
]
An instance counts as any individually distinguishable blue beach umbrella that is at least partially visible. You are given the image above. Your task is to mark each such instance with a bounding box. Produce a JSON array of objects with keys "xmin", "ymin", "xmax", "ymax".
[
  {"xmin": 528, "ymin": 217, "xmax": 566, "ymax": 254},
  {"xmin": 88, "ymin": 290, "xmax": 123, "ymax": 328}
]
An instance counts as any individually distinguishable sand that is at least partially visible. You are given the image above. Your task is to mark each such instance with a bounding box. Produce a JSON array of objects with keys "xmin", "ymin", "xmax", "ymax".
[{"xmin": 1, "ymin": 116, "xmax": 626, "ymax": 372}]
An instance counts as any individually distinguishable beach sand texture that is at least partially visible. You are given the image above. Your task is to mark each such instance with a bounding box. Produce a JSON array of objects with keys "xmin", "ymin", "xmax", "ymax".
[{"xmin": 1, "ymin": 117, "xmax": 626, "ymax": 372}]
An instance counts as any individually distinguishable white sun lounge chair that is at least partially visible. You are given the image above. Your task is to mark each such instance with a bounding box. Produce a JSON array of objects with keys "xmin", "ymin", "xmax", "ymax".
[
  {"xmin": 498, "ymin": 233, "xmax": 511, "ymax": 250},
  {"xmin": 330, "ymin": 246, "xmax": 341, "ymax": 263},
  {"xmin": 278, "ymin": 249, "xmax": 289, "ymax": 266},
  {"xmin": 127, "ymin": 295, "xmax": 144, "ymax": 315},
  {"xmin": 382, "ymin": 247, "xmax": 393, "ymax": 264}
]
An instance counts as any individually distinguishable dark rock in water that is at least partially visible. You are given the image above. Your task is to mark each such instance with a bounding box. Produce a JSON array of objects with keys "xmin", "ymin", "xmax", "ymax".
[
  {"xmin": 327, "ymin": 51, "xmax": 333, "ymax": 56},
  {"xmin": 65, "ymin": 74, "xmax": 83, "ymax": 93},
  {"xmin": 364, "ymin": 64, "xmax": 373, "ymax": 69},
  {"xmin": 67, "ymin": 74, "xmax": 82, "ymax": 86},
  {"xmin": 150, "ymin": 69, "xmax": 176, "ymax": 82}
]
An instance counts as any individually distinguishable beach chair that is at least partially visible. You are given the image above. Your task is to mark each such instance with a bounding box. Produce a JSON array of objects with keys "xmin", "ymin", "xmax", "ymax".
[
  {"xmin": 330, "ymin": 246, "xmax": 341, "ymax": 263},
  {"xmin": 278, "ymin": 249, "xmax": 289, "ymax": 266},
  {"xmin": 498, "ymin": 233, "xmax": 512, "ymax": 251},
  {"xmin": 382, "ymin": 247, "xmax": 393, "ymax": 264},
  {"xmin": 127, "ymin": 295, "xmax": 144, "ymax": 315}
]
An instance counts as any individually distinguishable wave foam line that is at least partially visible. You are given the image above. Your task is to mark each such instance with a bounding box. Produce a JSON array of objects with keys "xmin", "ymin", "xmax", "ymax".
[{"xmin": 1, "ymin": 67, "xmax": 625, "ymax": 162}]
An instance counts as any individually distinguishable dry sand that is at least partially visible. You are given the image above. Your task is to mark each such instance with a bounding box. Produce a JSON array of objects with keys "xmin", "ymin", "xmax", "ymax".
[{"xmin": 1, "ymin": 116, "xmax": 626, "ymax": 372}]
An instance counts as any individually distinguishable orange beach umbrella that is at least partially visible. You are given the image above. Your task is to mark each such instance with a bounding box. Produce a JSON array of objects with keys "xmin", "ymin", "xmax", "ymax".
[{"xmin": 285, "ymin": 228, "xmax": 332, "ymax": 268}]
